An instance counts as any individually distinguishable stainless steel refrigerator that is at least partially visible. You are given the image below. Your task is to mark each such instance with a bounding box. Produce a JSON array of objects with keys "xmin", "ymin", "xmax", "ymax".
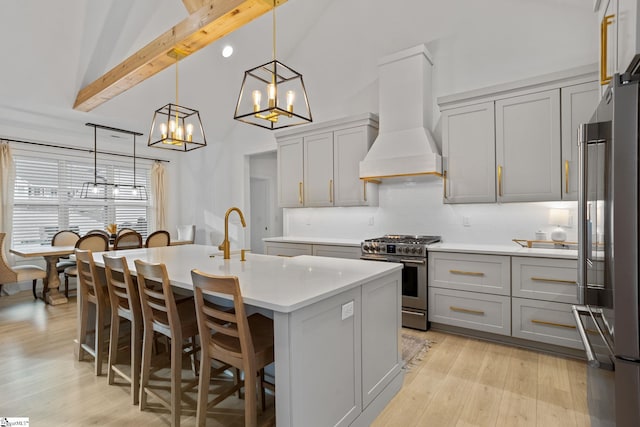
[{"xmin": 573, "ymin": 73, "xmax": 640, "ymax": 427}]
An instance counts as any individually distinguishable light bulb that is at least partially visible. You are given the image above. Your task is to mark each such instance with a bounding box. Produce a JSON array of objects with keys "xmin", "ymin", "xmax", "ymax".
[
  {"xmin": 176, "ymin": 125, "xmax": 184, "ymax": 140},
  {"xmin": 92, "ymin": 184, "xmax": 98, "ymax": 194},
  {"xmin": 132, "ymin": 186, "xmax": 138, "ymax": 196},
  {"xmin": 186, "ymin": 123, "xmax": 194, "ymax": 142},
  {"xmin": 169, "ymin": 120, "xmax": 176, "ymax": 139},
  {"xmin": 113, "ymin": 185, "xmax": 119, "ymax": 195},
  {"xmin": 286, "ymin": 90, "xmax": 295, "ymax": 113},
  {"xmin": 160, "ymin": 122, "xmax": 167, "ymax": 139},
  {"xmin": 222, "ymin": 45, "xmax": 233, "ymax": 58},
  {"xmin": 267, "ymin": 83, "xmax": 276, "ymax": 108},
  {"xmin": 252, "ymin": 90, "xmax": 262, "ymax": 112}
]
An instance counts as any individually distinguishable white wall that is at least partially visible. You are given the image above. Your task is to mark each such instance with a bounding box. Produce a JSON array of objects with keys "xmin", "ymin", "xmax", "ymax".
[
  {"xmin": 283, "ymin": 180, "xmax": 577, "ymax": 244},
  {"xmin": 176, "ymin": 0, "xmax": 596, "ymax": 248}
]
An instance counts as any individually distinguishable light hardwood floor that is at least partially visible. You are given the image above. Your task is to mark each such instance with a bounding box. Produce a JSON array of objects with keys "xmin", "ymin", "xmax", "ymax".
[{"xmin": 0, "ymin": 291, "xmax": 591, "ymax": 426}]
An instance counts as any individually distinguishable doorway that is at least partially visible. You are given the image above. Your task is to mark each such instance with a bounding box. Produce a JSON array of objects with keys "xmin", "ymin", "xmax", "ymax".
[{"xmin": 249, "ymin": 152, "xmax": 282, "ymax": 254}]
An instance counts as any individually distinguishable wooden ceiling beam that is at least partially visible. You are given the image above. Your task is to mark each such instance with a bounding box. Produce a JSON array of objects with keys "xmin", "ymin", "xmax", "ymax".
[
  {"xmin": 74, "ymin": 0, "xmax": 286, "ymax": 112},
  {"xmin": 182, "ymin": 0, "xmax": 209, "ymax": 14}
]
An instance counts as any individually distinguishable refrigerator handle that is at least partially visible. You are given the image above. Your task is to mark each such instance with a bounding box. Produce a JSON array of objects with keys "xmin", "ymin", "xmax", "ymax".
[{"xmin": 577, "ymin": 123, "xmax": 589, "ymax": 305}]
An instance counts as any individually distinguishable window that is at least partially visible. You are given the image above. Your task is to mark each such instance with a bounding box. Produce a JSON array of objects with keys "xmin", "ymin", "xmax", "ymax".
[{"xmin": 12, "ymin": 153, "xmax": 151, "ymax": 248}]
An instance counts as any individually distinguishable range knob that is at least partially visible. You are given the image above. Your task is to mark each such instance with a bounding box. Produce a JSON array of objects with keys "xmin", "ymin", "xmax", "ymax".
[
  {"xmin": 375, "ymin": 245, "xmax": 381, "ymax": 252},
  {"xmin": 363, "ymin": 245, "xmax": 370, "ymax": 252},
  {"xmin": 411, "ymin": 247, "xmax": 418, "ymax": 254}
]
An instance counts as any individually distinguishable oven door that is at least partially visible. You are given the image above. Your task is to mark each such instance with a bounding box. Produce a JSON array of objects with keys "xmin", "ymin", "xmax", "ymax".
[{"xmin": 399, "ymin": 258, "xmax": 427, "ymax": 311}]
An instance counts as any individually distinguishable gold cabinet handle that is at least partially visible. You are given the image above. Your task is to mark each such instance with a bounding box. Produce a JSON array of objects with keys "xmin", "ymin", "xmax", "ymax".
[
  {"xmin": 329, "ymin": 179, "xmax": 333, "ymax": 203},
  {"xmin": 443, "ymin": 170, "xmax": 448, "ymax": 199},
  {"xmin": 298, "ymin": 182, "xmax": 303, "ymax": 205},
  {"xmin": 531, "ymin": 319, "xmax": 598, "ymax": 334},
  {"xmin": 600, "ymin": 14, "xmax": 614, "ymax": 85},
  {"xmin": 531, "ymin": 277, "xmax": 577, "ymax": 285},
  {"xmin": 277, "ymin": 254, "xmax": 293, "ymax": 258},
  {"xmin": 564, "ymin": 160, "xmax": 569, "ymax": 194},
  {"xmin": 449, "ymin": 269, "xmax": 485, "ymax": 277},
  {"xmin": 363, "ymin": 180, "xmax": 367, "ymax": 202},
  {"xmin": 497, "ymin": 165, "xmax": 503, "ymax": 197},
  {"xmin": 450, "ymin": 306, "xmax": 485, "ymax": 315}
]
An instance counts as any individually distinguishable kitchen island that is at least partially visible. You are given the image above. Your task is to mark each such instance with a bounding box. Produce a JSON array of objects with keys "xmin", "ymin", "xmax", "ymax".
[{"xmin": 91, "ymin": 244, "xmax": 403, "ymax": 427}]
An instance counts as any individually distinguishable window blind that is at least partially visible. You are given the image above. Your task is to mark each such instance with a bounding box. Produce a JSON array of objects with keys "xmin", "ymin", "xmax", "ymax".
[{"xmin": 12, "ymin": 154, "xmax": 150, "ymax": 248}]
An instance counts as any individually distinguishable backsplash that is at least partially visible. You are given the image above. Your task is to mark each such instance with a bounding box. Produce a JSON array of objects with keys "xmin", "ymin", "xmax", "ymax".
[{"xmin": 283, "ymin": 179, "xmax": 578, "ymax": 245}]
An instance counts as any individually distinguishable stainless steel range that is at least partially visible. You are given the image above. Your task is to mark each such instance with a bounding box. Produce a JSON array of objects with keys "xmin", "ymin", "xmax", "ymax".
[{"xmin": 361, "ymin": 234, "xmax": 441, "ymax": 330}]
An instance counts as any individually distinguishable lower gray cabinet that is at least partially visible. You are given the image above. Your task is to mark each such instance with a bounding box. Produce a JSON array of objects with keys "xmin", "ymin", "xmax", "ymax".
[
  {"xmin": 428, "ymin": 287, "xmax": 511, "ymax": 336},
  {"xmin": 512, "ymin": 297, "xmax": 583, "ymax": 349}
]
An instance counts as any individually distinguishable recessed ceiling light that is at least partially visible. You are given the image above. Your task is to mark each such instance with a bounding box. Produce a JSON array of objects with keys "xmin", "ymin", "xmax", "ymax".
[{"xmin": 222, "ymin": 45, "xmax": 234, "ymax": 58}]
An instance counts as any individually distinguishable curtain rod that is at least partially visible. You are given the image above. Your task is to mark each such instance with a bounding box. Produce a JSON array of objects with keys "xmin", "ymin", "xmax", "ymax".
[{"xmin": 1, "ymin": 137, "xmax": 170, "ymax": 163}]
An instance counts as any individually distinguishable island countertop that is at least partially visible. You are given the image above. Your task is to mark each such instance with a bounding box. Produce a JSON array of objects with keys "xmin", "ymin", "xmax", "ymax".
[{"xmin": 91, "ymin": 244, "xmax": 402, "ymax": 313}]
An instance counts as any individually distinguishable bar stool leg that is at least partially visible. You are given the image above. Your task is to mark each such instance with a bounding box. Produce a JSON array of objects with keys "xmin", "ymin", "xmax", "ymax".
[{"xmin": 139, "ymin": 325, "xmax": 154, "ymax": 411}]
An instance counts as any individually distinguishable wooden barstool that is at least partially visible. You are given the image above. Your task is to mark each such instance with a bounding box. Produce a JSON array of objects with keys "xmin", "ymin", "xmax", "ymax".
[
  {"xmin": 75, "ymin": 248, "xmax": 110, "ymax": 376},
  {"xmin": 103, "ymin": 254, "xmax": 142, "ymax": 405},
  {"xmin": 134, "ymin": 259, "xmax": 199, "ymax": 427},
  {"xmin": 191, "ymin": 269, "xmax": 275, "ymax": 427}
]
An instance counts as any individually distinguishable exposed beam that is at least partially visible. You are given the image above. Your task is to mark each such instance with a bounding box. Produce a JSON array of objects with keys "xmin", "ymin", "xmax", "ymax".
[
  {"xmin": 182, "ymin": 0, "xmax": 209, "ymax": 14},
  {"xmin": 74, "ymin": 0, "xmax": 287, "ymax": 112}
]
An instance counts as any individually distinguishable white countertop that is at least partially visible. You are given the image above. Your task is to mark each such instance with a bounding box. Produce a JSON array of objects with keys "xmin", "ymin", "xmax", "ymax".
[
  {"xmin": 263, "ymin": 236, "xmax": 363, "ymax": 247},
  {"xmin": 92, "ymin": 244, "xmax": 401, "ymax": 313},
  {"xmin": 426, "ymin": 242, "xmax": 578, "ymax": 259}
]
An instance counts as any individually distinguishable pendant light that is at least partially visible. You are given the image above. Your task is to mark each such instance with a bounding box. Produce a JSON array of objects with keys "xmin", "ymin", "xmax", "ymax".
[
  {"xmin": 148, "ymin": 49, "xmax": 207, "ymax": 151},
  {"xmin": 233, "ymin": 0, "xmax": 312, "ymax": 130},
  {"xmin": 80, "ymin": 123, "xmax": 147, "ymax": 200}
]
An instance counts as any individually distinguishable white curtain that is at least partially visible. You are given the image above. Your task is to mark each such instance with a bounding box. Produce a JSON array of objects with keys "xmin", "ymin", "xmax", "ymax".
[
  {"xmin": 151, "ymin": 161, "xmax": 166, "ymax": 230},
  {"xmin": 0, "ymin": 141, "xmax": 15, "ymax": 247}
]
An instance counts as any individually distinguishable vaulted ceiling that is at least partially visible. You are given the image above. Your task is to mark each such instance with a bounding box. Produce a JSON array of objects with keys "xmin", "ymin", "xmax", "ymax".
[{"xmin": 0, "ymin": 0, "xmax": 596, "ymax": 156}]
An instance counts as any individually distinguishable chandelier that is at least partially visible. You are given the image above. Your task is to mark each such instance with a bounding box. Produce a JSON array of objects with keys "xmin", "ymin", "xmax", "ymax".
[
  {"xmin": 148, "ymin": 49, "xmax": 207, "ymax": 151},
  {"xmin": 80, "ymin": 123, "xmax": 147, "ymax": 200},
  {"xmin": 233, "ymin": 0, "xmax": 312, "ymax": 130}
]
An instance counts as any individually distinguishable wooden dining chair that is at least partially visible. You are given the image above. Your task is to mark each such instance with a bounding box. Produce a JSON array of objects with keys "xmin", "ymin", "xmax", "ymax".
[
  {"xmin": 191, "ymin": 269, "xmax": 275, "ymax": 427},
  {"xmin": 114, "ymin": 231, "xmax": 143, "ymax": 250},
  {"xmin": 145, "ymin": 230, "xmax": 170, "ymax": 248},
  {"xmin": 75, "ymin": 248, "xmax": 110, "ymax": 376},
  {"xmin": 52, "ymin": 230, "xmax": 80, "ymax": 298},
  {"xmin": 134, "ymin": 259, "xmax": 199, "ymax": 427},
  {"xmin": 64, "ymin": 233, "xmax": 109, "ymax": 297},
  {"xmin": 116, "ymin": 228, "xmax": 136, "ymax": 238},
  {"xmin": 103, "ymin": 254, "xmax": 143, "ymax": 405},
  {"xmin": 0, "ymin": 232, "xmax": 47, "ymax": 298}
]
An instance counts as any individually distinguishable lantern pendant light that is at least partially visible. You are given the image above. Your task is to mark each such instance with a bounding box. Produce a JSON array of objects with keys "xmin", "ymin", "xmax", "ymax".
[
  {"xmin": 233, "ymin": 0, "xmax": 312, "ymax": 130},
  {"xmin": 148, "ymin": 49, "xmax": 207, "ymax": 151}
]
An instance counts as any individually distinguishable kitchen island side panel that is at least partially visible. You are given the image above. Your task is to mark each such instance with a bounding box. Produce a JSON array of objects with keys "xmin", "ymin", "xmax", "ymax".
[{"xmin": 274, "ymin": 270, "xmax": 402, "ymax": 427}]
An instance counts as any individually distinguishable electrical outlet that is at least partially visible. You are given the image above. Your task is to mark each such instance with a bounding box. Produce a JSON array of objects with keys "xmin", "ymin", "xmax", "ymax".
[
  {"xmin": 368, "ymin": 216, "xmax": 375, "ymax": 226},
  {"xmin": 463, "ymin": 216, "xmax": 471, "ymax": 227},
  {"xmin": 341, "ymin": 301, "xmax": 354, "ymax": 320}
]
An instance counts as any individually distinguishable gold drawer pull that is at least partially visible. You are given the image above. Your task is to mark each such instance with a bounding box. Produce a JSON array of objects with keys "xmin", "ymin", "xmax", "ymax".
[
  {"xmin": 277, "ymin": 254, "xmax": 293, "ymax": 258},
  {"xmin": 363, "ymin": 180, "xmax": 367, "ymax": 202},
  {"xmin": 531, "ymin": 277, "xmax": 577, "ymax": 285},
  {"xmin": 450, "ymin": 269, "xmax": 485, "ymax": 277},
  {"xmin": 443, "ymin": 170, "xmax": 448, "ymax": 199},
  {"xmin": 450, "ymin": 306, "xmax": 485, "ymax": 315},
  {"xmin": 531, "ymin": 319, "xmax": 575, "ymax": 329},
  {"xmin": 564, "ymin": 160, "xmax": 569, "ymax": 194},
  {"xmin": 532, "ymin": 319, "xmax": 599, "ymax": 335}
]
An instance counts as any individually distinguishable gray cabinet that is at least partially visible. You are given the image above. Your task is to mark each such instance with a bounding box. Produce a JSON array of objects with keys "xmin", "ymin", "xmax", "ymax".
[
  {"xmin": 560, "ymin": 81, "xmax": 600, "ymax": 200},
  {"xmin": 438, "ymin": 66, "xmax": 598, "ymax": 204},
  {"xmin": 495, "ymin": 89, "xmax": 561, "ymax": 202},
  {"xmin": 275, "ymin": 114, "xmax": 379, "ymax": 208},
  {"xmin": 441, "ymin": 102, "xmax": 496, "ymax": 203},
  {"xmin": 264, "ymin": 241, "xmax": 360, "ymax": 259}
]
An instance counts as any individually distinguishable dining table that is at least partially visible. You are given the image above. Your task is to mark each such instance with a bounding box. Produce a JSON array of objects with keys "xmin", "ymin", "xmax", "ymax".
[
  {"xmin": 10, "ymin": 245, "xmax": 76, "ymax": 305},
  {"xmin": 90, "ymin": 244, "xmax": 404, "ymax": 426}
]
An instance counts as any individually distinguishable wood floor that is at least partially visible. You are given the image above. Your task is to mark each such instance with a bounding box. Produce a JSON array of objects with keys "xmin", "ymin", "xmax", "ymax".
[{"xmin": 0, "ymin": 291, "xmax": 591, "ymax": 426}]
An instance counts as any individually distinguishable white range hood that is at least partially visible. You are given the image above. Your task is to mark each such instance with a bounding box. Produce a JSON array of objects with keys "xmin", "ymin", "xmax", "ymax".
[{"xmin": 360, "ymin": 44, "xmax": 442, "ymax": 180}]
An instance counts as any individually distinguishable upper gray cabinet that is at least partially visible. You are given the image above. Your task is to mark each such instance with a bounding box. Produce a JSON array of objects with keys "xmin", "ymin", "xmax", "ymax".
[
  {"xmin": 438, "ymin": 65, "xmax": 599, "ymax": 204},
  {"xmin": 275, "ymin": 114, "xmax": 379, "ymax": 208},
  {"xmin": 560, "ymin": 81, "xmax": 600, "ymax": 200}
]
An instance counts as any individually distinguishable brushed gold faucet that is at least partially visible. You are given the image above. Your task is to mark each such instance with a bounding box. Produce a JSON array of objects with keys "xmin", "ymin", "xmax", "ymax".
[{"xmin": 219, "ymin": 207, "xmax": 246, "ymax": 259}]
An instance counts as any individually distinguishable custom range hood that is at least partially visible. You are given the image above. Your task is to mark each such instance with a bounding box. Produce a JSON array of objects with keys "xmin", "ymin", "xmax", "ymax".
[{"xmin": 360, "ymin": 44, "xmax": 442, "ymax": 180}]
